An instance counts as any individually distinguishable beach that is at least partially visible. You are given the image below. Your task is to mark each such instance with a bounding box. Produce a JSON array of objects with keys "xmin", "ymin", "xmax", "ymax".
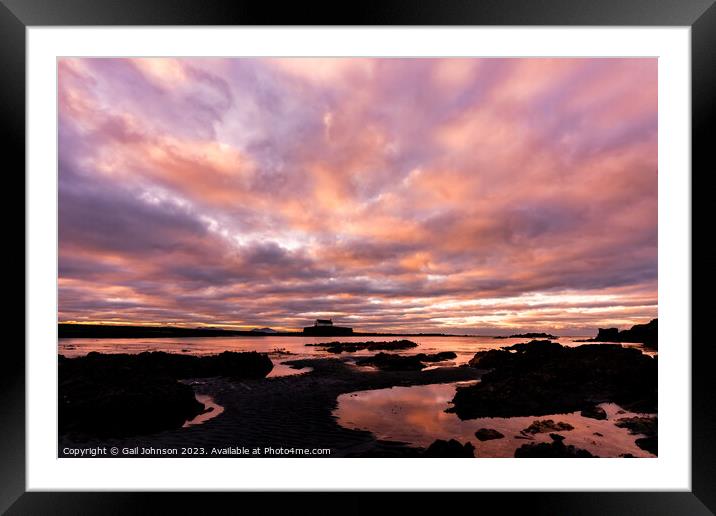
[{"xmin": 58, "ymin": 335, "xmax": 657, "ymax": 458}]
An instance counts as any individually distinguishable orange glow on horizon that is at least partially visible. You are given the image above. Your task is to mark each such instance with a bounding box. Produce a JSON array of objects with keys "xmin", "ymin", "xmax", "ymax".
[{"xmin": 58, "ymin": 58, "xmax": 657, "ymax": 335}]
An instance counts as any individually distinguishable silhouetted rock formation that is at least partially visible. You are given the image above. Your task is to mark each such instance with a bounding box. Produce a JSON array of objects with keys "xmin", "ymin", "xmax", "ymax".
[
  {"xmin": 594, "ymin": 328, "xmax": 617, "ymax": 340},
  {"xmin": 580, "ymin": 404, "xmax": 608, "ymax": 420},
  {"xmin": 635, "ymin": 436, "xmax": 658, "ymax": 455},
  {"xmin": 59, "ymin": 351, "xmax": 273, "ymax": 437},
  {"xmin": 60, "ymin": 351, "xmax": 274, "ymax": 380},
  {"xmin": 615, "ymin": 416, "xmax": 658, "ymax": 454},
  {"xmin": 475, "ymin": 428, "xmax": 505, "ymax": 441},
  {"xmin": 468, "ymin": 340, "xmax": 560, "ymax": 367},
  {"xmin": 521, "ymin": 419, "xmax": 574, "ymax": 434},
  {"xmin": 586, "ymin": 319, "xmax": 658, "ymax": 349},
  {"xmin": 615, "ymin": 416, "xmax": 657, "ymax": 437},
  {"xmin": 514, "ymin": 433, "xmax": 596, "ymax": 458},
  {"xmin": 451, "ymin": 340, "xmax": 657, "ymax": 419},
  {"xmin": 356, "ymin": 353, "xmax": 426, "ymax": 371},
  {"xmin": 59, "ymin": 360, "xmax": 203, "ymax": 437},
  {"xmin": 355, "ymin": 351, "xmax": 457, "ymax": 371},
  {"xmin": 414, "ymin": 351, "xmax": 458, "ymax": 362},
  {"xmin": 423, "ymin": 439, "xmax": 475, "ymax": 457},
  {"xmin": 306, "ymin": 340, "xmax": 418, "ymax": 353}
]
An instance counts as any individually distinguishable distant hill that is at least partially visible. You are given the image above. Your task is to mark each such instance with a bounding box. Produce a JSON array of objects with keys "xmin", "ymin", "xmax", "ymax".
[
  {"xmin": 250, "ymin": 328, "xmax": 278, "ymax": 334},
  {"xmin": 59, "ymin": 323, "xmax": 503, "ymax": 339}
]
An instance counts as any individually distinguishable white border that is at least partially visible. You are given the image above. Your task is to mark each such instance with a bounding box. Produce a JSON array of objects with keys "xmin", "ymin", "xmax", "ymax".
[{"xmin": 27, "ymin": 27, "xmax": 691, "ymax": 491}]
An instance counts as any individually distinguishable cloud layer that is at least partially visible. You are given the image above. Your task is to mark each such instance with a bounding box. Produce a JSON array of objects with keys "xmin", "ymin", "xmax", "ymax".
[{"xmin": 58, "ymin": 58, "xmax": 657, "ymax": 334}]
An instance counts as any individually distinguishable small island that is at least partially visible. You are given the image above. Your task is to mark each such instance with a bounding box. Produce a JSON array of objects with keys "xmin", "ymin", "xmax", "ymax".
[
  {"xmin": 302, "ymin": 319, "xmax": 354, "ymax": 336},
  {"xmin": 493, "ymin": 332, "xmax": 559, "ymax": 340}
]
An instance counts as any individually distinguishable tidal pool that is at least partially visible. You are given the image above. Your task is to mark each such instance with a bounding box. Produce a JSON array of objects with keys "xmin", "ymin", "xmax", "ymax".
[
  {"xmin": 183, "ymin": 394, "xmax": 225, "ymax": 428},
  {"xmin": 334, "ymin": 382, "xmax": 656, "ymax": 457}
]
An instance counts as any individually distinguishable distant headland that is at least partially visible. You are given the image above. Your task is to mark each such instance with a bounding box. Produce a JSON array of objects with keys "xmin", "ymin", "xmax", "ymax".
[
  {"xmin": 493, "ymin": 332, "xmax": 559, "ymax": 340},
  {"xmin": 58, "ymin": 322, "xmax": 470, "ymax": 339}
]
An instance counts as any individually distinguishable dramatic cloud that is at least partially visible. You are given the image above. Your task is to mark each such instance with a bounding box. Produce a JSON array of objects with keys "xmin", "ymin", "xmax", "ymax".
[{"xmin": 58, "ymin": 58, "xmax": 657, "ymax": 334}]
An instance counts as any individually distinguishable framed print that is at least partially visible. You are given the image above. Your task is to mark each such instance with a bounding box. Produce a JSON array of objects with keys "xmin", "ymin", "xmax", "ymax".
[{"xmin": 5, "ymin": 0, "xmax": 715, "ymax": 513}]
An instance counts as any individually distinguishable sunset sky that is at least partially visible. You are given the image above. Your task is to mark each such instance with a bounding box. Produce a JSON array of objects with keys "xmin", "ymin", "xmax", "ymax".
[{"xmin": 58, "ymin": 58, "xmax": 657, "ymax": 335}]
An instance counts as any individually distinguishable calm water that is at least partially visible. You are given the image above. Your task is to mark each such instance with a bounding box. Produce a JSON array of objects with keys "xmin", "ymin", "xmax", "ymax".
[
  {"xmin": 58, "ymin": 334, "xmax": 623, "ymax": 362},
  {"xmin": 182, "ymin": 393, "xmax": 224, "ymax": 428},
  {"xmin": 334, "ymin": 383, "xmax": 656, "ymax": 458},
  {"xmin": 59, "ymin": 335, "xmax": 654, "ymax": 449},
  {"xmin": 58, "ymin": 334, "xmax": 651, "ymax": 376}
]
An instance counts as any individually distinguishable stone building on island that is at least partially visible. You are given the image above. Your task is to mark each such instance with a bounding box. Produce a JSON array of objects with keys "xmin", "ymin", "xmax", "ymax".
[{"xmin": 303, "ymin": 318, "xmax": 354, "ymax": 336}]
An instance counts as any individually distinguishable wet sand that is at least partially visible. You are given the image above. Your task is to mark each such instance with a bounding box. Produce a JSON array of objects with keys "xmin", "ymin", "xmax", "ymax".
[{"xmin": 59, "ymin": 357, "xmax": 482, "ymax": 457}]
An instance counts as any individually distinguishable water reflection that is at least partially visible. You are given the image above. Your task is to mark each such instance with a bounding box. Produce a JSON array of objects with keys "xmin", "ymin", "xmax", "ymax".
[
  {"xmin": 60, "ymin": 335, "xmax": 641, "ymax": 363},
  {"xmin": 334, "ymin": 382, "xmax": 656, "ymax": 457},
  {"xmin": 182, "ymin": 394, "xmax": 224, "ymax": 428},
  {"xmin": 267, "ymin": 362, "xmax": 313, "ymax": 378}
]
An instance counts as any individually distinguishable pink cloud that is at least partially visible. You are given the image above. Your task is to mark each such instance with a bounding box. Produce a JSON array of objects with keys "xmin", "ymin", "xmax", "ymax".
[{"xmin": 58, "ymin": 58, "xmax": 657, "ymax": 334}]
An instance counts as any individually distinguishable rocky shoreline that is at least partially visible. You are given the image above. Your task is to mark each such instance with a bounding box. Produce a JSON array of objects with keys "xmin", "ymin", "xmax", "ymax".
[
  {"xmin": 451, "ymin": 340, "xmax": 657, "ymax": 420},
  {"xmin": 59, "ymin": 351, "xmax": 273, "ymax": 436},
  {"xmin": 58, "ymin": 338, "xmax": 657, "ymax": 458},
  {"xmin": 59, "ymin": 355, "xmax": 482, "ymax": 457}
]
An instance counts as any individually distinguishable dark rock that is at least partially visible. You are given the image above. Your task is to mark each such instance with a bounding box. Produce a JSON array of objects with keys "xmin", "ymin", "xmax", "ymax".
[
  {"xmin": 521, "ymin": 419, "xmax": 574, "ymax": 434},
  {"xmin": 59, "ymin": 351, "xmax": 273, "ymax": 437},
  {"xmin": 202, "ymin": 351, "xmax": 274, "ymax": 378},
  {"xmin": 450, "ymin": 340, "xmax": 657, "ymax": 419},
  {"xmin": 514, "ymin": 433, "xmax": 596, "ymax": 458},
  {"xmin": 615, "ymin": 416, "xmax": 657, "ymax": 436},
  {"xmin": 60, "ymin": 350, "xmax": 274, "ymax": 380},
  {"xmin": 581, "ymin": 404, "xmax": 608, "ymax": 420},
  {"xmin": 355, "ymin": 350, "xmax": 456, "ymax": 370},
  {"xmin": 307, "ymin": 340, "xmax": 418, "ymax": 353},
  {"xmin": 59, "ymin": 366, "xmax": 204, "ymax": 437},
  {"xmin": 587, "ymin": 319, "xmax": 657, "ymax": 349},
  {"xmin": 595, "ymin": 328, "xmax": 621, "ymax": 341},
  {"xmin": 475, "ymin": 428, "xmax": 505, "ymax": 441},
  {"xmin": 469, "ymin": 340, "xmax": 562, "ymax": 368},
  {"xmin": 414, "ymin": 351, "xmax": 458, "ymax": 362},
  {"xmin": 501, "ymin": 340, "xmax": 563, "ymax": 352},
  {"xmin": 355, "ymin": 353, "xmax": 425, "ymax": 371},
  {"xmin": 593, "ymin": 432, "xmax": 604, "ymax": 437},
  {"xmin": 423, "ymin": 439, "xmax": 475, "ymax": 457},
  {"xmin": 346, "ymin": 441, "xmax": 424, "ymax": 458},
  {"xmin": 635, "ymin": 436, "xmax": 658, "ymax": 455}
]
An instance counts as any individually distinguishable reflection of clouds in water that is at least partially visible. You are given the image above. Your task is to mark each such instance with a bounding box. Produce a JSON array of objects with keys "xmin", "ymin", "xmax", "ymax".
[
  {"xmin": 334, "ymin": 383, "xmax": 655, "ymax": 458},
  {"xmin": 267, "ymin": 362, "xmax": 313, "ymax": 378},
  {"xmin": 182, "ymin": 394, "xmax": 224, "ymax": 427},
  {"xmin": 59, "ymin": 335, "xmax": 644, "ymax": 359}
]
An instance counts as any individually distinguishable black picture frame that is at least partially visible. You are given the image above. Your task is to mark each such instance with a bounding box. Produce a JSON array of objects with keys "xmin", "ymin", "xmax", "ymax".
[{"xmin": 4, "ymin": 0, "xmax": 714, "ymax": 513}]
